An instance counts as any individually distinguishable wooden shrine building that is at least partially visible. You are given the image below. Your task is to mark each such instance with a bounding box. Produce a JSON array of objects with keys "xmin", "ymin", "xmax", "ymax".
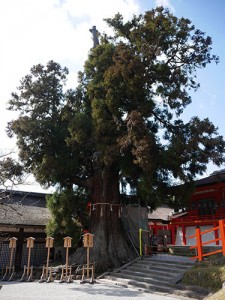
[
  {"xmin": 170, "ymin": 170, "xmax": 225, "ymax": 246},
  {"xmin": 0, "ymin": 189, "xmax": 51, "ymax": 269}
]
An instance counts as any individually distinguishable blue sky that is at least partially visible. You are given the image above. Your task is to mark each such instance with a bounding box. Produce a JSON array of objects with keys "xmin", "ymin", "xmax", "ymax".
[
  {"xmin": 154, "ymin": 0, "xmax": 225, "ymax": 176},
  {"xmin": 0, "ymin": 0, "xmax": 224, "ymax": 191},
  {"xmin": 163, "ymin": 0, "xmax": 225, "ymax": 129}
]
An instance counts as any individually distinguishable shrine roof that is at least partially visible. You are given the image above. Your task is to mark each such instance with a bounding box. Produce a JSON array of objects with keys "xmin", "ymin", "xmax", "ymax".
[
  {"xmin": 0, "ymin": 202, "xmax": 51, "ymax": 227},
  {"xmin": 195, "ymin": 169, "xmax": 225, "ymax": 187},
  {"xmin": 148, "ymin": 205, "xmax": 173, "ymax": 222},
  {"xmin": 0, "ymin": 189, "xmax": 51, "ymax": 227}
]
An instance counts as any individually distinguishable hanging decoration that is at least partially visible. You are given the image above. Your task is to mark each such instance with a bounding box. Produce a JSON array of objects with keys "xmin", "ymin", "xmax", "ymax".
[{"xmin": 89, "ymin": 202, "xmax": 122, "ymax": 217}]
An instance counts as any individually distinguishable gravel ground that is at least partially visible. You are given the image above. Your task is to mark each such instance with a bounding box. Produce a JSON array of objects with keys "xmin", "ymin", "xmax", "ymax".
[{"xmin": 0, "ymin": 280, "xmax": 183, "ymax": 300}]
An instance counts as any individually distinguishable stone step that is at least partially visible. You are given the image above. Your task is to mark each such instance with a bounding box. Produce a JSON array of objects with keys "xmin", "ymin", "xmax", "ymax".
[
  {"xmin": 134, "ymin": 261, "xmax": 192, "ymax": 273},
  {"xmin": 104, "ymin": 275, "xmax": 176, "ymax": 293},
  {"xmin": 140, "ymin": 256, "xmax": 194, "ymax": 267},
  {"xmin": 109, "ymin": 272, "xmax": 178, "ymax": 287},
  {"xmin": 103, "ymin": 275, "xmax": 208, "ymax": 300},
  {"xmin": 126, "ymin": 265, "xmax": 178, "ymax": 279},
  {"xmin": 100, "ymin": 255, "xmax": 209, "ymax": 300},
  {"xmin": 120, "ymin": 269, "xmax": 176, "ymax": 282},
  {"xmin": 143, "ymin": 254, "xmax": 193, "ymax": 261}
]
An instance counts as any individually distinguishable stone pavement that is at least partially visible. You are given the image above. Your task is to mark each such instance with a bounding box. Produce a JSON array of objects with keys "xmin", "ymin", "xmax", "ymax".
[{"xmin": 0, "ymin": 280, "xmax": 188, "ymax": 300}]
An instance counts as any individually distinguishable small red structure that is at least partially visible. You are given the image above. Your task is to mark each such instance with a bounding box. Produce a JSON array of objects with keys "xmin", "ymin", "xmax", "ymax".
[
  {"xmin": 170, "ymin": 170, "xmax": 225, "ymax": 246},
  {"xmin": 148, "ymin": 205, "xmax": 172, "ymax": 249}
]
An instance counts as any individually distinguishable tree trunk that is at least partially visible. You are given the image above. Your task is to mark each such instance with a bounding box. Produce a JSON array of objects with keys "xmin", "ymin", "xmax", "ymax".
[{"xmin": 70, "ymin": 165, "xmax": 136, "ymax": 273}]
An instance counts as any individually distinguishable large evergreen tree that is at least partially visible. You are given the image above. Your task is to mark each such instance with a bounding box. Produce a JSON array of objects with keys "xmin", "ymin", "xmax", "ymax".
[{"xmin": 7, "ymin": 7, "xmax": 225, "ymax": 271}]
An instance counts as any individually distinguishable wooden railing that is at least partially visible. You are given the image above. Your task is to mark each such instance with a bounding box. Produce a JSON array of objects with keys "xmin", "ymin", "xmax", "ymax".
[{"xmin": 189, "ymin": 219, "xmax": 225, "ymax": 261}]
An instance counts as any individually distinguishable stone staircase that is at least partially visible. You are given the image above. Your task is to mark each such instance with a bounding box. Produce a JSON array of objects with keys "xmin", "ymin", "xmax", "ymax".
[{"xmin": 100, "ymin": 254, "xmax": 209, "ymax": 299}]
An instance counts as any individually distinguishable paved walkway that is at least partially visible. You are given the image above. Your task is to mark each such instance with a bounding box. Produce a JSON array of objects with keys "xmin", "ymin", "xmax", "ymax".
[{"xmin": 0, "ymin": 280, "xmax": 185, "ymax": 300}]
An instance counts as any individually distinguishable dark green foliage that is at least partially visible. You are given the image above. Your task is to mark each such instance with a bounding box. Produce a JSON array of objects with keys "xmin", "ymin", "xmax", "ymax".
[
  {"xmin": 7, "ymin": 61, "xmax": 74, "ymax": 188},
  {"xmin": 46, "ymin": 188, "xmax": 89, "ymax": 246}
]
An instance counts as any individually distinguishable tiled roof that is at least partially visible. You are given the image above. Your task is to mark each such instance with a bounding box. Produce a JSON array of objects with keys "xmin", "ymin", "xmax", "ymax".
[
  {"xmin": 195, "ymin": 170, "xmax": 225, "ymax": 187},
  {"xmin": 0, "ymin": 202, "xmax": 51, "ymax": 226},
  {"xmin": 148, "ymin": 205, "xmax": 173, "ymax": 222},
  {"xmin": 0, "ymin": 189, "xmax": 49, "ymax": 207},
  {"xmin": 169, "ymin": 211, "xmax": 188, "ymax": 220}
]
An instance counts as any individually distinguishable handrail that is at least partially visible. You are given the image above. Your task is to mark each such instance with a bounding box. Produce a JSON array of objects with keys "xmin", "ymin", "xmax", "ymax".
[
  {"xmin": 202, "ymin": 238, "xmax": 220, "ymax": 246},
  {"xmin": 189, "ymin": 219, "xmax": 225, "ymax": 261},
  {"xmin": 170, "ymin": 214, "xmax": 225, "ymax": 224},
  {"xmin": 199, "ymin": 226, "xmax": 219, "ymax": 235}
]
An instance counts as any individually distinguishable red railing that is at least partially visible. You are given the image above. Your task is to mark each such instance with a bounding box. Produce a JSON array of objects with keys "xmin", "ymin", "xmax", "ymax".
[
  {"xmin": 189, "ymin": 219, "xmax": 225, "ymax": 261},
  {"xmin": 170, "ymin": 213, "xmax": 225, "ymax": 225}
]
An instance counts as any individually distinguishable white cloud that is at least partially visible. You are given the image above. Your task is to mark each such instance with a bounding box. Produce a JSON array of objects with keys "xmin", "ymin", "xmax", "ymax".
[
  {"xmin": 0, "ymin": 0, "xmax": 140, "ymax": 191},
  {"xmin": 0, "ymin": 0, "xmax": 140, "ymax": 138},
  {"xmin": 155, "ymin": 0, "xmax": 175, "ymax": 13}
]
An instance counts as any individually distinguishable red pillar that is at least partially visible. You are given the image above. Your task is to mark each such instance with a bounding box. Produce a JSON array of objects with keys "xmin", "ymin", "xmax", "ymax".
[
  {"xmin": 182, "ymin": 225, "xmax": 186, "ymax": 245},
  {"xmin": 214, "ymin": 222, "xmax": 219, "ymax": 245},
  {"xmin": 171, "ymin": 226, "xmax": 176, "ymax": 245},
  {"xmin": 153, "ymin": 222, "xmax": 157, "ymax": 235},
  {"xmin": 219, "ymin": 220, "xmax": 225, "ymax": 256},
  {"xmin": 196, "ymin": 226, "xmax": 203, "ymax": 261}
]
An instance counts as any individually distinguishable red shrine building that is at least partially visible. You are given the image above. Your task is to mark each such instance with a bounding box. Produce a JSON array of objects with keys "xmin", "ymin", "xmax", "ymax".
[{"xmin": 169, "ymin": 170, "xmax": 225, "ymax": 246}]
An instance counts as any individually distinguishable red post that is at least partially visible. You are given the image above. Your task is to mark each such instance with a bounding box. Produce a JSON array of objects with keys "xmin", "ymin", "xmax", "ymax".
[
  {"xmin": 171, "ymin": 226, "xmax": 176, "ymax": 245},
  {"xmin": 214, "ymin": 223, "xmax": 219, "ymax": 245},
  {"xmin": 182, "ymin": 226, "xmax": 186, "ymax": 245},
  {"xmin": 154, "ymin": 223, "xmax": 158, "ymax": 235},
  {"xmin": 195, "ymin": 227, "xmax": 203, "ymax": 261},
  {"xmin": 219, "ymin": 220, "xmax": 225, "ymax": 256}
]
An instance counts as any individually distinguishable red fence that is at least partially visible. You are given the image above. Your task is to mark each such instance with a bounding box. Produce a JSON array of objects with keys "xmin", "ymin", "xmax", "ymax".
[{"xmin": 189, "ymin": 219, "xmax": 225, "ymax": 261}]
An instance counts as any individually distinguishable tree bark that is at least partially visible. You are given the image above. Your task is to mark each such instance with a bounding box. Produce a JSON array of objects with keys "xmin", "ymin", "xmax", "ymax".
[{"xmin": 70, "ymin": 165, "xmax": 136, "ymax": 273}]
